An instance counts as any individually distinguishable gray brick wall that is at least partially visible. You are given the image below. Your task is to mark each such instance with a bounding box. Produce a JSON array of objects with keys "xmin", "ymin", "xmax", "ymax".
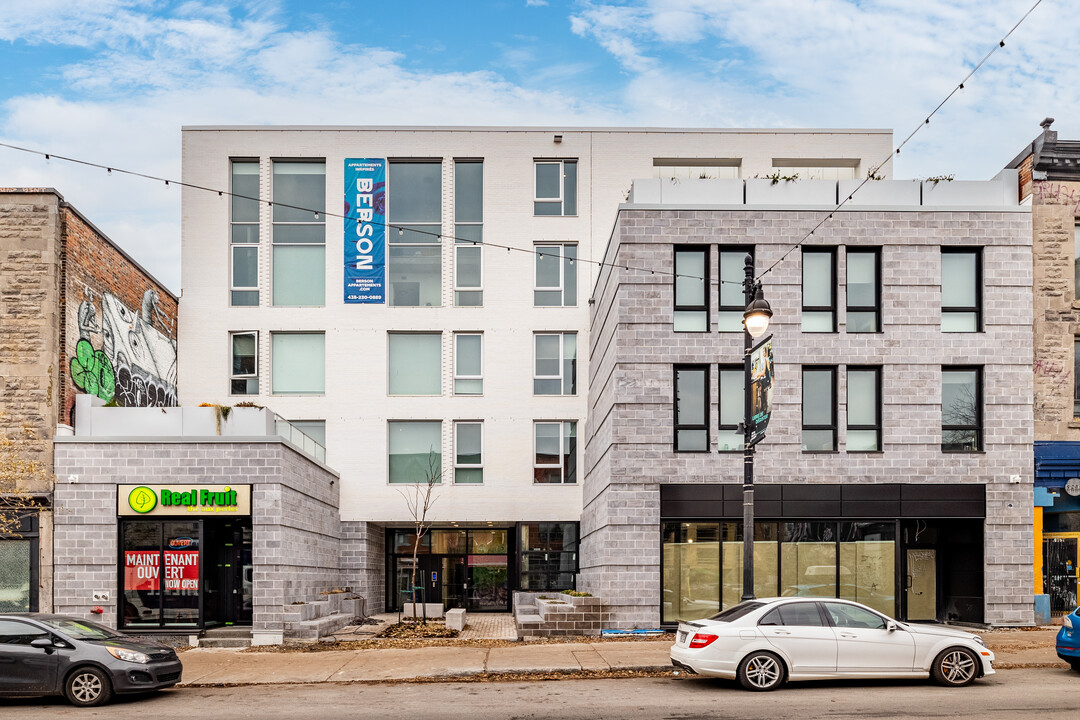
[
  {"xmin": 341, "ymin": 520, "xmax": 385, "ymax": 614},
  {"xmin": 53, "ymin": 439, "xmax": 341, "ymax": 636},
  {"xmin": 583, "ymin": 207, "xmax": 1034, "ymax": 628}
]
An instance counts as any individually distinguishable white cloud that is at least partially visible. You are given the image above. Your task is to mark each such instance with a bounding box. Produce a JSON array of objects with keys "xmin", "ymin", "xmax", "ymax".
[
  {"xmin": 1, "ymin": 0, "xmax": 1078, "ymax": 293},
  {"xmin": 526, "ymin": 1, "xmax": 549, "ymax": 6}
]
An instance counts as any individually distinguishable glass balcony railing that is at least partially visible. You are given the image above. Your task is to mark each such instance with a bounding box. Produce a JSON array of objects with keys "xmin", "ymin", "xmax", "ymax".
[{"xmin": 274, "ymin": 415, "xmax": 326, "ymax": 464}]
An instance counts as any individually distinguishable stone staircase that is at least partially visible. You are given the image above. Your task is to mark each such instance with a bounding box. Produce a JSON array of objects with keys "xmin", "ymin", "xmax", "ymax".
[
  {"xmin": 197, "ymin": 626, "xmax": 252, "ymax": 648},
  {"xmin": 513, "ymin": 591, "xmax": 603, "ymax": 638},
  {"xmin": 283, "ymin": 592, "xmax": 365, "ymax": 643}
]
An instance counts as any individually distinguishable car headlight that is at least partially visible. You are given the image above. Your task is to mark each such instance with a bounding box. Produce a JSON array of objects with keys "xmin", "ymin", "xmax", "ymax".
[
  {"xmin": 1064, "ymin": 615, "xmax": 1074, "ymax": 630},
  {"xmin": 971, "ymin": 635, "xmax": 986, "ymax": 647},
  {"xmin": 106, "ymin": 646, "xmax": 151, "ymax": 664}
]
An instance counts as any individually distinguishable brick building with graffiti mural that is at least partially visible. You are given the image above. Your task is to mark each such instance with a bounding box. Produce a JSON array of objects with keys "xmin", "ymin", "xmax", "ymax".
[{"xmin": 1, "ymin": 188, "xmax": 177, "ymax": 613}]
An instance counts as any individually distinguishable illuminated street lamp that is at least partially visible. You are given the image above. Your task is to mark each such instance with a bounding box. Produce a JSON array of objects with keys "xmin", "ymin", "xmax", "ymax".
[{"xmin": 741, "ymin": 255, "xmax": 772, "ymax": 601}]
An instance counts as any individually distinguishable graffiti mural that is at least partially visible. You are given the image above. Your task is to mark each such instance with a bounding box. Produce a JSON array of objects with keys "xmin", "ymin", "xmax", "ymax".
[{"xmin": 71, "ymin": 288, "xmax": 177, "ymax": 407}]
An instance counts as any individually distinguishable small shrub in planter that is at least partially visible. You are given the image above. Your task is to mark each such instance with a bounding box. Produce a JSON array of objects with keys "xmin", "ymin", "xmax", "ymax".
[{"xmin": 561, "ymin": 590, "xmax": 592, "ymax": 597}]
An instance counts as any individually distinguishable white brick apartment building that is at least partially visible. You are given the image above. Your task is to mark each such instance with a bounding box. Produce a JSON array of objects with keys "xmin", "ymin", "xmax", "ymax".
[{"xmin": 179, "ymin": 126, "xmax": 892, "ymax": 617}]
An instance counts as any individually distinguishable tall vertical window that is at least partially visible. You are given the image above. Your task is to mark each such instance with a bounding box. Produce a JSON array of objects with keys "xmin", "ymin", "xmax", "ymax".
[
  {"xmin": 272, "ymin": 161, "xmax": 325, "ymax": 306},
  {"xmin": 535, "ymin": 244, "xmax": 578, "ymax": 306},
  {"xmin": 534, "ymin": 421, "xmax": 577, "ymax": 484},
  {"xmin": 674, "ymin": 365, "xmax": 709, "ymax": 451},
  {"xmin": 846, "ymin": 367, "xmax": 881, "ymax": 451},
  {"xmin": 454, "ymin": 161, "xmax": 483, "ymax": 307},
  {"xmin": 389, "ymin": 421, "xmax": 442, "ymax": 484},
  {"xmin": 389, "ymin": 161, "xmax": 442, "ymax": 307},
  {"xmin": 802, "ymin": 367, "xmax": 837, "ymax": 451},
  {"xmin": 454, "ymin": 421, "xmax": 483, "ymax": 484},
  {"xmin": 1075, "ymin": 224, "xmax": 1080, "ymax": 301},
  {"xmin": 674, "ymin": 247, "xmax": 708, "ymax": 332},
  {"xmin": 718, "ymin": 248, "xmax": 753, "ymax": 332},
  {"xmin": 802, "ymin": 248, "xmax": 837, "ymax": 332},
  {"xmin": 534, "ymin": 333, "xmax": 576, "ymax": 395},
  {"xmin": 534, "ymin": 160, "xmax": 577, "ymax": 216},
  {"xmin": 942, "ymin": 367, "xmax": 981, "ymax": 451},
  {"xmin": 388, "ymin": 333, "xmax": 442, "ymax": 396},
  {"xmin": 718, "ymin": 365, "xmax": 744, "ymax": 451},
  {"xmin": 1074, "ymin": 338, "xmax": 1080, "ymax": 419},
  {"xmin": 230, "ymin": 332, "xmax": 259, "ymax": 395},
  {"xmin": 941, "ymin": 248, "xmax": 981, "ymax": 332},
  {"xmin": 230, "ymin": 161, "xmax": 260, "ymax": 306},
  {"xmin": 846, "ymin": 248, "xmax": 880, "ymax": 332},
  {"xmin": 271, "ymin": 332, "xmax": 325, "ymax": 395},
  {"xmin": 454, "ymin": 333, "xmax": 483, "ymax": 395}
]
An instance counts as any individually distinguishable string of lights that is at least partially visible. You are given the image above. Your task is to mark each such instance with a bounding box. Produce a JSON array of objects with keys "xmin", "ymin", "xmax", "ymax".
[
  {"xmin": 760, "ymin": 0, "xmax": 1044, "ymax": 278},
  {"xmin": 0, "ymin": 0, "xmax": 1044, "ymax": 291}
]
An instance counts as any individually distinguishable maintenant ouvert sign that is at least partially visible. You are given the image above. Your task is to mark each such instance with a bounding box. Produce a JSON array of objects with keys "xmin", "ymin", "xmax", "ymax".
[
  {"xmin": 343, "ymin": 158, "xmax": 387, "ymax": 304},
  {"xmin": 117, "ymin": 485, "xmax": 252, "ymax": 517}
]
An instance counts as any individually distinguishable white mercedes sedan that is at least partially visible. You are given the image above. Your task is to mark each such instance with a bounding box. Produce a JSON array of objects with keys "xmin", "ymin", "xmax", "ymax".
[{"xmin": 670, "ymin": 597, "xmax": 994, "ymax": 691}]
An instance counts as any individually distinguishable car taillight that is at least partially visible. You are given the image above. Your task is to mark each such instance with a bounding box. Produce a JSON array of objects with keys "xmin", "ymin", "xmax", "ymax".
[{"xmin": 689, "ymin": 633, "xmax": 718, "ymax": 649}]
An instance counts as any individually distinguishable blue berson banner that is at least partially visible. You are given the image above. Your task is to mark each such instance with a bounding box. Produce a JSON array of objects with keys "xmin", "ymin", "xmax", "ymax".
[{"xmin": 343, "ymin": 158, "xmax": 386, "ymax": 304}]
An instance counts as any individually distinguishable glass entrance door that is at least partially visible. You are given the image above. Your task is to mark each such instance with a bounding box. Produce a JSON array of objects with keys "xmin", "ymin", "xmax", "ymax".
[
  {"xmin": 905, "ymin": 549, "xmax": 937, "ymax": 621},
  {"xmin": 1045, "ymin": 536, "xmax": 1078, "ymax": 616}
]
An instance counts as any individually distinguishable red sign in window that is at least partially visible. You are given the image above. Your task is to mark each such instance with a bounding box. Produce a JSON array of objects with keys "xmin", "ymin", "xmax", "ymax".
[
  {"xmin": 164, "ymin": 551, "xmax": 199, "ymax": 591},
  {"xmin": 124, "ymin": 550, "xmax": 199, "ymax": 592},
  {"xmin": 124, "ymin": 551, "xmax": 160, "ymax": 592}
]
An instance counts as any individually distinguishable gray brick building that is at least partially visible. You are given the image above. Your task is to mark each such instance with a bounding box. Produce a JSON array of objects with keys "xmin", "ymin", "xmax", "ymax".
[
  {"xmin": 52, "ymin": 395, "xmax": 347, "ymax": 645},
  {"xmin": 581, "ymin": 172, "xmax": 1034, "ymax": 628}
]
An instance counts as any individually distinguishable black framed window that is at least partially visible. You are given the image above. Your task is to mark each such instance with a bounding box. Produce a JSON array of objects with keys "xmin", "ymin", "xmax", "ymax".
[
  {"xmin": 1074, "ymin": 338, "xmax": 1080, "ymax": 419},
  {"xmin": 518, "ymin": 522, "xmax": 578, "ymax": 591},
  {"xmin": 802, "ymin": 248, "xmax": 837, "ymax": 332},
  {"xmin": 718, "ymin": 247, "xmax": 753, "ymax": 332},
  {"xmin": 847, "ymin": 366, "xmax": 881, "ymax": 452},
  {"xmin": 942, "ymin": 367, "xmax": 982, "ymax": 451},
  {"xmin": 674, "ymin": 365, "xmax": 709, "ymax": 451},
  {"xmin": 0, "ymin": 511, "xmax": 39, "ymax": 612},
  {"xmin": 674, "ymin": 247, "xmax": 708, "ymax": 332},
  {"xmin": 717, "ymin": 364, "xmax": 744, "ymax": 451},
  {"xmin": 941, "ymin": 248, "xmax": 981, "ymax": 332},
  {"xmin": 802, "ymin": 366, "xmax": 837, "ymax": 451},
  {"xmin": 846, "ymin": 248, "xmax": 880, "ymax": 332}
]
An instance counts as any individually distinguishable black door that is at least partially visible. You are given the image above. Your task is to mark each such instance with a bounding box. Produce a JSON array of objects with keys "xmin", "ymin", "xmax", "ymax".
[{"xmin": 204, "ymin": 519, "xmax": 253, "ymax": 626}]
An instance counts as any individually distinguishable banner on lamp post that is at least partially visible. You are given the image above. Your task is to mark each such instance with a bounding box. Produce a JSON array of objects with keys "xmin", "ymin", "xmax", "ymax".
[
  {"xmin": 343, "ymin": 158, "xmax": 386, "ymax": 304},
  {"xmin": 748, "ymin": 335, "xmax": 774, "ymax": 447}
]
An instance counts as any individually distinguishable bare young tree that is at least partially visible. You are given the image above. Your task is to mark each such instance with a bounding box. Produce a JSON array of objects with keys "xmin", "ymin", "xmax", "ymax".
[
  {"xmin": 0, "ymin": 414, "xmax": 47, "ymax": 538},
  {"xmin": 396, "ymin": 449, "xmax": 441, "ymax": 623}
]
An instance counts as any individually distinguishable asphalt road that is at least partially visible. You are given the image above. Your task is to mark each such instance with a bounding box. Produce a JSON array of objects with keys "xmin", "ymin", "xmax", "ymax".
[{"xmin": 2, "ymin": 669, "xmax": 1078, "ymax": 719}]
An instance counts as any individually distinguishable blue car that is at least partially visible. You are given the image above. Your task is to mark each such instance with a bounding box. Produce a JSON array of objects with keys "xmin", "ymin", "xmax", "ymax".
[{"xmin": 1058, "ymin": 606, "xmax": 1080, "ymax": 672}]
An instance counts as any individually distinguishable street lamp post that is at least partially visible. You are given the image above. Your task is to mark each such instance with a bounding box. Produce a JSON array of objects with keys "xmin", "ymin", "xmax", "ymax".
[{"xmin": 741, "ymin": 255, "xmax": 772, "ymax": 601}]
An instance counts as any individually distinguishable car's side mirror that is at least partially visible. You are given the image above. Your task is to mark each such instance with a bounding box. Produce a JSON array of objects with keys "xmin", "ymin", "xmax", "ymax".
[
  {"xmin": 886, "ymin": 621, "xmax": 897, "ymax": 632},
  {"xmin": 30, "ymin": 637, "xmax": 54, "ymax": 650}
]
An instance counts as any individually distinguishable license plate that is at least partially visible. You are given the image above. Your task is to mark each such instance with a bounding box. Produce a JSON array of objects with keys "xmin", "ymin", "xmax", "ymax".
[{"xmin": 678, "ymin": 631, "xmax": 688, "ymax": 644}]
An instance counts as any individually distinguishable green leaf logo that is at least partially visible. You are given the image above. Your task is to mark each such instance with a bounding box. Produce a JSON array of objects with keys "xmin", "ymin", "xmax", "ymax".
[{"xmin": 128, "ymin": 486, "xmax": 157, "ymax": 514}]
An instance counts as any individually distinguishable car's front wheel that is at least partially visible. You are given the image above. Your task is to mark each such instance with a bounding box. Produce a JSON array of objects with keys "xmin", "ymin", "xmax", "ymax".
[
  {"xmin": 1069, "ymin": 659, "xmax": 1080, "ymax": 673},
  {"xmin": 65, "ymin": 666, "xmax": 113, "ymax": 707},
  {"xmin": 737, "ymin": 651, "xmax": 785, "ymax": 691},
  {"xmin": 931, "ymin": 647, "xmax": 979, "ymax": 687}
]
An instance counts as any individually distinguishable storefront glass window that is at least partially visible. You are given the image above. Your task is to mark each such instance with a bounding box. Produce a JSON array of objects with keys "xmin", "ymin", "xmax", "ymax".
[
  {"xmin": 720, "ymin": 522, "xmax": 779, "ymax": 609},
  {"xmin": 162, "ymin": 522, "xmax": 200, "ymax": 627},
  {"xmin": 122, "ymin": 522, "xmax": 161, "ymax": 627},
  {"xmin": 781, "ymin": 522, "xmax": 838, "ymax": 598},
  {"xmin": 519, "ymin": 522, "xmax": 578, "ymax": 591},
  {"xmin": 838, "ymin": 522, "xmax": 895, "ymax": 616},
  {"xmin": 662, "ymin": 522, "xmax": 720, "ymax": 623},
  {"xmin": 430, "ymin": 529, "xmax": 466, "ymax": 554}
]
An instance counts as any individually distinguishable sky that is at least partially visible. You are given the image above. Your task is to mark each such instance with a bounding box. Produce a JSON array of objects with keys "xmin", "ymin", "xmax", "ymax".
[{"xmin": 0, "ymin": 0, "xmax": 1076, "ymax": 293}]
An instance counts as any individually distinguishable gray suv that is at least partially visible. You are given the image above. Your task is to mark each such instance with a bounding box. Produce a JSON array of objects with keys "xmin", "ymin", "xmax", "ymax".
[{"xmin": 0, "ymin": 614, "xmax": 183, "ymax": 706}]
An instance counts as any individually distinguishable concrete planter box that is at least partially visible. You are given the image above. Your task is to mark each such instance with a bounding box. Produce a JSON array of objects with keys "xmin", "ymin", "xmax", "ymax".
[
  {"xmin": 839, "ymin": 179, "xmax": 921, "ymax": 206},
  {"xmin": 746, "ymin": 179, "xmax": 836, "ymax": 205},
  {"xmin": 921, "ymin": 178, "xmax": 1015, "ymax": 206},
  {"xmin": 402, "ymin": 602, "xmax": 444, "ymax": 619}
]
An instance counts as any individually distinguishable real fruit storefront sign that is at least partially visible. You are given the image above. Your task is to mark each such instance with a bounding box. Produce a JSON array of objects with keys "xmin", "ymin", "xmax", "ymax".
[{"xmin": 117, "ymin": 485, "xmax": 251, "ymax": 516}]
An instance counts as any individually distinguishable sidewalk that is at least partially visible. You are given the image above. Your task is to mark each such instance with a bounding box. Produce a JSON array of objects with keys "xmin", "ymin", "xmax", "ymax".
[{"xmin": 177, "ymin": 629, "xmax": 1067, "ymax": 687}]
